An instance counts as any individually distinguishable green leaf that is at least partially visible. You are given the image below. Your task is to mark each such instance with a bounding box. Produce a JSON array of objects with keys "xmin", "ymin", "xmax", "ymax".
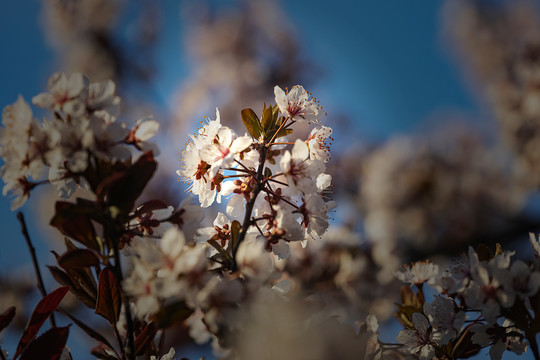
[
  {"xmin": 275, "ymin": 128, "xmax": 293, "ymax": 139},
  {"xmin": 241, "ymin": 108, "xmax": 263, "ymax": 139},
  {"xmin": 264, "ymin": 167, "xmax": 272, "ymax": 179},
  {"xmin": 261, "ymin": 103, "xmax": 276, "ymax": 132}
]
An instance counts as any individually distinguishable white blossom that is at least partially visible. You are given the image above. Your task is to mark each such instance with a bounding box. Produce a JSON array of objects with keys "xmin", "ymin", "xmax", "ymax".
[
  {"xmin": 307, "ymin": 126, "xmax": 332, "ymax": 162},
  {"xmin": 396, "ymin": 313, "xmax": 436, "ymax": 360},
  {"xmin": 274, "ymin": 85, "xmax": 324, "ymax": 124}
]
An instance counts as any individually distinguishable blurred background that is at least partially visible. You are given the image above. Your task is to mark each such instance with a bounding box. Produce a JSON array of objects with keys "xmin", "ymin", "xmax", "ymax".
[{"xmin": 1, "ymin": 0, "xmax": 540, "ymax": 359}]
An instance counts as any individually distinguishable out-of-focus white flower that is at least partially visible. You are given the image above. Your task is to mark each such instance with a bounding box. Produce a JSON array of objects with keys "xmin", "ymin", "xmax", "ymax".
[
  {"xmin": 150, "ymin": 347, "xmax": 176, "ymax": 360},
  {"xmin": 236, "ymin": 237, "xmax": 273, "ymax": 281},
  {"xmin": 86, "ymin": 79, "xmax": 120, "ymax": 122},
  {"xmin": 395, "ymin": 260, "xmax": 439, "ymax": 285},
  {"xmin": 33, "ymin": 72, "xmax": 88, "ymax": 118},
  {"xmin": 530, "ymin": 233, "xmax": 540, "ymax": 257}
]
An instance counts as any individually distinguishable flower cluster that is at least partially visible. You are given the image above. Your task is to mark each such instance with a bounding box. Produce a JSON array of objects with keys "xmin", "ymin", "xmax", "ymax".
[
  {"xmin": 393, "ymin": 241, "xmax": 540, "ymax": 360},
  {"xmin": 178, "ymin": 85, "xmax": 334, "ymax": 260},
  {"xmin": 0, "ymin": 72, "xmax": 159, "ymax": 209}
]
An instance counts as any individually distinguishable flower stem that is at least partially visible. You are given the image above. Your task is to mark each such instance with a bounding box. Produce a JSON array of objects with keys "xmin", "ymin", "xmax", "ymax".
[
  {"xmin": 231, "ymin": 144, "xmax": 268, "ymax": 271},
  {"xmin": 527, "ymin": 332, "xmax": 540, "ymax": 360},
  {"xmin": 107, "ymin": 223, "xmax": 136, "ymax": 360},
  {"xmin": 17, "ymin": 212, "xmax": 57, "ymax": 328}
]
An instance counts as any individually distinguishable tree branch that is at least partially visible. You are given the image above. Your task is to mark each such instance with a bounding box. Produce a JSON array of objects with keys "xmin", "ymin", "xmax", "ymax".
[{"xmin": 17, "ymin": 212, "xmax": 57, "ymax": 328}]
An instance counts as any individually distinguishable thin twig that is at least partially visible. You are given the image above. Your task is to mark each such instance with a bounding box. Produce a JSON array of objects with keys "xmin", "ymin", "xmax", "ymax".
[
  {"xmin": 263, "ymin": 188, "xmax": 299, "ymax": 209},
  {"xmin": 110, "ymin": 233, "xmax": 136, "ymax": 360},
  {"xmin": 267, "ymin": 178, "xmax": 288, "ymax": 187},
  {"xmin": 17, "ymin": 212, "xmax": 57, "ymax": 328},
  {"xmin": 266, "ymin": 118, "xmax": 290, "ymax": 146},
  {"xmin": 231, "ymin": 144, "xmax": 268, "ymax": 270},
  {"xmin": 527, "ymin": 332, "xmax": 540, "ymax": 360},
  {"xmin": 234, "ymin": 159, "xmax": 253, "ymax": 173}
]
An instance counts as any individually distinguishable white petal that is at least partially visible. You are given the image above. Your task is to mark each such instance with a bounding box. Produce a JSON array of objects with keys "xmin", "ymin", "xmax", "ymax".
[
  {"xmin": 291, "ymin": 139, "xmax": 308, "ymax": 160},
  {"xmin": 230, "ymin": 136, "xmax": 252, "ymax": 153},
  {"xmin": 136, "ymin": 120, "xmax": 160, "ymax": 141}
]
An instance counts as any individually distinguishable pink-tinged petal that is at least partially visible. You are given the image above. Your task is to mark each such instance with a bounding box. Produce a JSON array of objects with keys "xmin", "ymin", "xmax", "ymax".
[{"xmin": 274, "ymin": 86, "xmax": 288, "ymax": 111}]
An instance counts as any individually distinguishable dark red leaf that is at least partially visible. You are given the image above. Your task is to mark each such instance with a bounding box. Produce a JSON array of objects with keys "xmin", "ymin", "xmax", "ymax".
[
  {"xmin": 48, "ymin": 266, "xmax": 96, "ymax": 309},
  {"xmin": 135, "ymin": 322, "xmax": 157, "ymax": 355},
  {"xmin": 19, "ymin": 326, "xmax": 69, "ymax": 360},
  {"xmin": 14, "ymin": 286, "xmax": 70, "ymax": 358},
  {"xmin": 58, "ymin": 248, "xmax": 100, "ymax": 269},
  {"xmin": 95, "ymin": 268, "xmax": 121, "ymax": 324},
  {"xmin": 0, "ymin": 306, "xmax": 15, "ymax": 333},
  {"xmin": 96, "ymin": 151, "xmax": 157, "ymax": 213},
  {"xmin": 47, "ymin": 266, "xmax": 75, "ymax": 289},
  {"xmin": 91, "ymin": 343, "xmax": 120, "ymax": 360},
  {"xmin": 58, "ymin": 309, "xmax": 117, "ymax": 355},
  {"xmin": 50, "ymin": 202, "xmax": 98, "ymax": 250}
]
